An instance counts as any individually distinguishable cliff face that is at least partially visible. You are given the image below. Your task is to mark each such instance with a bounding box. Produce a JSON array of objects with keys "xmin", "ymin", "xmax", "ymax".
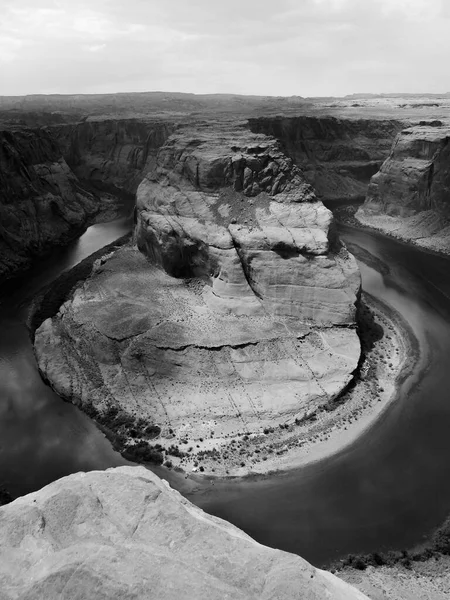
[
  {"xmin": 0, "ymin": 119, "xmax": 176, "ymax": 283},
  {"xmin": 0, "ymin": 128, "xmax": 98, "ymax": 282},
  {"xmin": 0, "ymin": 466, "xmax": 369, "ymax": 600},
  {"xmin": 51, "ymin": 118, "xmax": 176, "ymax": 194},
  {"xmin": 249, "ymin": 116, "xmax": 403, "ymax": 203},
  {"xmin": 35, "ymin": 123, "xmax": 360, "ymax": 473},
  {"xmin": 357, "ymin": 125, "xmax": 450, "ymax": 253}
]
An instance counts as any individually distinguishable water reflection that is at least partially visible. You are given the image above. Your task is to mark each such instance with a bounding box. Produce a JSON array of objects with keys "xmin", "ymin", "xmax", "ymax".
[{"xmin": 0, "ymin": 218, "xmax": 133, "ymax": 498}]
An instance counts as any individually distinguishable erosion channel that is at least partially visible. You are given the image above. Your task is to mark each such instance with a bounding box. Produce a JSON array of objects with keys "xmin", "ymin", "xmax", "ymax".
[{"xmin": 2, "ymin": 211, "xmax": 450, "ymax": 566}]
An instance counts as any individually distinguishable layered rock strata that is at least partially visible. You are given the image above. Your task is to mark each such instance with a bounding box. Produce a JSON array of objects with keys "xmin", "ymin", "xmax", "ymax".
[
  {"xmin": 35, "ymin": 124, "xmax": 360, "ymax": 459},
  {"xmin": 357, "ymin": 125, "xmax": 450, "ymax": 253},
  {"xmin": 0, "ymin": 128, "xmax": 98, "ymax": 282},
  {"xmin": 249, "ymin": 116, "xmax": 403, "ymax": 203},
  {"xmin": 0, "ymin": 466, "xmax": 369, "ymax": 600},
  {"xmin": 51, "ymin": 118, "xmax": 176, "ymax": 194}
]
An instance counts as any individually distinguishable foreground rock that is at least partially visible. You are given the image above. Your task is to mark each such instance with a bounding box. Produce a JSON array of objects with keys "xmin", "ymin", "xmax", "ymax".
[
  {"xmin": 357, "ymin": 124, "xmax": 450, "ymax": 253},
  {"xmin": 341, "ymin": 558, "xmax": 450, "ymax": 600},
  {"xmin": 0, "ymin": 466, "xmax": 369, "ymax": 600},
  {"xmin": 35, "ymin": 123, "xmax": 360, "ymax": 473}
]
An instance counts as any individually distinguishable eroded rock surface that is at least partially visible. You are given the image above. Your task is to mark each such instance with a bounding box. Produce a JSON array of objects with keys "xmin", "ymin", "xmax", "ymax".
[
  {"xmin": 0, "ymin": 466, "xmax": 369, "ymax": 600},
  {"xmin": 35, "ymin": 124, "xmax": 360, "ymax": 458},
  {"xmin": 36, "ymin": 246, "xmax": 360, "ymax": 445},
  {"xmin": 0, "ymin": 128, "xmax": 99, "ymax": 281},
  {"xmin": 357, "ymin": 125, "xmax": 450, "ymax": 253},
  {"xmin": 249, "ymin": 116, "xmax": 403, "ymax": 203},
  {"xmin": 52, "ymin": 118, "xmax": 176, "ymax": 194},
  {"xmin": 136, "ymin": 124, "xmax": 360, "ymax": 323}
]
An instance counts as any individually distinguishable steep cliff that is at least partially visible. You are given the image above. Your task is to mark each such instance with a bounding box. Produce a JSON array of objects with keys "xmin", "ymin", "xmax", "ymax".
[
  {"xmin": 51, "ymin": 118, "xmax": 176, "ymax": 194},
  {"xmin": 0, "ymin": 466, "xmax": 369, "ymax": 600},
  {"xmin": 0, "ymin": 128, "xmax": 99, "ymax": 282},
  {"xmin": 357, "ymin": 125, "xmax": 450, "ymax": 253},
  {"xmin": 0, "ymin": 119, "xmax": 178, "ymax": 284},
  {"xmin": 35, "ymin": 123, "xmax": 360, "ymax": 475},
  {"xmin": 249, "ymin": 116, "xmax": 403, "ymax": 203}
]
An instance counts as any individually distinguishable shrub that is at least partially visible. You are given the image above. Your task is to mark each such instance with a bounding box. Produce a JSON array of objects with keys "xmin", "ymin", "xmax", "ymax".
[{"xmin": 123, "ymin": 441, "xmax": 164, "ymax": 465}]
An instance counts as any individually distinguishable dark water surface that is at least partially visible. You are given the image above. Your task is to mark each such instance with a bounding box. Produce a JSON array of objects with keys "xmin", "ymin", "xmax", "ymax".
[
  {"xmin": 0, "ymin": 219, "xmax": 133, "ymax": 497},
  {"xmin": 2, "ymin": 220, "xmax": 450, "ymax": 566}
]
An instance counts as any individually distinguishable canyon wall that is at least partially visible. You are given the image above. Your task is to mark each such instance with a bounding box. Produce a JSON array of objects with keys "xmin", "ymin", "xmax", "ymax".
[
  {"xmin": 0, "ymin": 466, "xmax": 369, "ymax": 600},
  {"xmin": 0, "ymin": 128, "xmax": 99, "ymax": 282},
  {"xmin": 0, "ymin": 114, "xmax": 404, "ymax": 283},
  {"xmin": 51, "ymin": 118, "xmax": 177, "ymax": 194},
  {"xmin": 249, "ymin": 116, "xmax": 403, "ymax": 203},
  {"xmin": 357, "ymin": 124, "xmax": 450, "ymax": 253},
  {"xmin": 0, "ymin": 119, "xmax": 177, "ymax": 283}
]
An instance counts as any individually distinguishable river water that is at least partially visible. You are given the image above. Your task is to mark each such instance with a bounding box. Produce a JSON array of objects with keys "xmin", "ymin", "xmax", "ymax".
[{"xmin": 1, "ymin": 218, "xmax": 450, "ymax": 566}]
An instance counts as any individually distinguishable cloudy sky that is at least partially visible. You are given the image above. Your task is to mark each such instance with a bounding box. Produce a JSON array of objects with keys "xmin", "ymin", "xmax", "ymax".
[{"xmin": 1, "ymin": 0, "xmax": 448, "ymax": 97}]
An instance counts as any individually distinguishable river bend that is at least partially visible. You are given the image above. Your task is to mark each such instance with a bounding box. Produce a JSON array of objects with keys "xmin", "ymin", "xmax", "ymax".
[{"xmin": 1, "ymin": 219, "xmax": 450, "ymax": 566}]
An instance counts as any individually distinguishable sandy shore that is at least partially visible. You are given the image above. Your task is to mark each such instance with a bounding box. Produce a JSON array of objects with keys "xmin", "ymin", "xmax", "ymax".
[{"xmin": 165, "ymin": 288, "xmax": 417, "ymax": 478}]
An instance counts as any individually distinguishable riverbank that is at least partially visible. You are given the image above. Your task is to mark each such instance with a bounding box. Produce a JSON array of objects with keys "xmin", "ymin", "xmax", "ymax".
[
  {"xmin": 341, "ymin": 205, "xmax": 450, "ymax": 258},
  {"xmin": 171, "ymin": 289, "xmax": 414, "ymax": 478}
]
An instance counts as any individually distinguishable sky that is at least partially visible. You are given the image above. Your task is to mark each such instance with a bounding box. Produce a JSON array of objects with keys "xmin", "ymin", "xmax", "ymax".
[{"xmin": 0, "ymin": 0, "xmax": 449, "ymax": 97}]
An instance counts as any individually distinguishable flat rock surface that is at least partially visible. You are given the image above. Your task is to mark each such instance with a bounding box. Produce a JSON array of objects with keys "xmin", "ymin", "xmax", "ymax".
[{"xmin": 0, "ymin": 465, "xmax": 369, "ymax": 600}]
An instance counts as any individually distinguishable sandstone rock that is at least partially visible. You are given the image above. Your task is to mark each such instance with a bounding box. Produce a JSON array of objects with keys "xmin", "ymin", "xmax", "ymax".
[
  {"xmin": 357, "ymin": 125, "xmax": 450, "ymax": 251},
  {"xmin": 0, "ymin": 466, "xmax": 370, "ymax": 600},
  {"xmin": 248, "ymin": 116, "xmax": 403, "ymax": 203},
  {"xmin": 35, "ymin": 246, "xmax": 360, "ymax": 445},
  {"xmin": 0, "ymin": 128, "xmax": 98, "ymax": 281},
  {"xmin": 52, "ymin": 118, "xmax": 176, "ymax": 194},
  {"xmin": 135, "ymin": 123, "xmax": 360, "ymax": 324},
  {"xmin": 35, "ymin": 122, "xmax": 360, "ymax": 453},
  {"xmin": 361, "ymin": 125, "xmax": 450, "ymax": 217}
]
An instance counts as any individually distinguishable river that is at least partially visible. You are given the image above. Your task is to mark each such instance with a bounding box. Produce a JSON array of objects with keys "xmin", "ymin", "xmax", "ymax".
[{"xmin": 1, "ymin": 218, "xmax": 450, "ymax": 566}]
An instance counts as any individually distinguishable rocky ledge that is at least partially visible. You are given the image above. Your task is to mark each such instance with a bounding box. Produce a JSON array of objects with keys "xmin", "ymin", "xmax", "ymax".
[
  {"xmin": 0, "ymin": 466, "xmax": 369, "ymax": 600},
  {"xmin": 35, "ymin": 123, "xmax": 360, "ymax": 474},
  {"xmin": 356, "ymin": 124, "xmax": 450, "ymax": 253}
]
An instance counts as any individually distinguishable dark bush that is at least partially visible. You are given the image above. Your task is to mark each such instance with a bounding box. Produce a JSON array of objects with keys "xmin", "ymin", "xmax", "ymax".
[
  {"xmin": 144, "ymin": 424, "xmax": 161, "ymax": 439},
  {"xmin": 123, "ymin": 441, "xmax": 164, "ymax": 465}
]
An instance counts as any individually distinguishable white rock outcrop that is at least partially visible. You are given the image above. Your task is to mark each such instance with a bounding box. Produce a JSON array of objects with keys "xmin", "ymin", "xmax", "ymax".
[{"xmin": 0, "ymin": 466, "xmax": 370, "ymax": 600}]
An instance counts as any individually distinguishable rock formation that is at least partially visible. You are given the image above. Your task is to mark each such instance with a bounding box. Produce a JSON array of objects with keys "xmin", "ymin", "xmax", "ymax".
[
  {"xmin": 0, "ymin": 128, "xmax": 99, "ymax": 282},
  {"xmin": 249, "ymin": 116, "xmax": 403, "ymax": 204},
  {"xmin": 0, "ymin": 466, "xmax": 369, "ymax": 600},
  {"xmin": 51, "ymin": 118, "xmax": 176, "ymax": 194},
  {"xmin": 35, "ymin": 123, "xmax": 360, "ymax": 471},
  {"xmin": 357, "ymin": 124, "xmax": 450, "ymax": 253}
]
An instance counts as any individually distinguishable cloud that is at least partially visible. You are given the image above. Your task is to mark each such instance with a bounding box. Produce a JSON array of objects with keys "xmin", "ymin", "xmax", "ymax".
[
  {"xmin": 85, "ymin": 44, "xmax": 107, "ymax": 53},
  {"xmin": 0, "ymin": 0, "xmax": 449, "ymax": 96}
]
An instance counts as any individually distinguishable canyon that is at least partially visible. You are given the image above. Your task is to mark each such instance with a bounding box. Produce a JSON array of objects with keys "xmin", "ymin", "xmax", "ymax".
[{"xmin": 2, "ymin": 93, "xmax": 450, "ymax": 599}]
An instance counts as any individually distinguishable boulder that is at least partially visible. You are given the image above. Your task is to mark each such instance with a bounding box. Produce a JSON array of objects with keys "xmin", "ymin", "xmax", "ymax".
[{"xmin": 0, "ymin": 466, "xmax": 370, "ymax": 600}]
